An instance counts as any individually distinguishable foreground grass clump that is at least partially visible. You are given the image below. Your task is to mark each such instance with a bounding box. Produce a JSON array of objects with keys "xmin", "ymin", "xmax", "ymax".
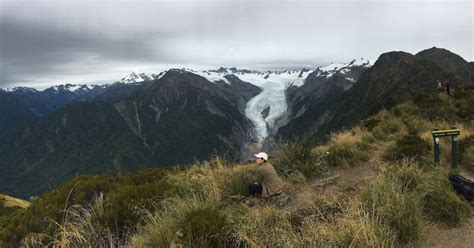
[
  {"xmin": 21, "ymin": 193, "xmax": 120, "ymax": 247},
  {"xmin": 0, "ymin": 207, "xmax": 23, "ymax": 231},
  {"xmin": 272, "ymin": 142, "xmax": 327, "ymax": 178},
  {"xmin": 235, "ymin": 206, "xmax": 299, "ymax": 247},
  {"xmin": 417, "ymin": 170, "xmax": 471, "ymax": 226},
  {"xmin": 360, "ymin": 177, "xmax": 423, "ymax": 244},
  {"xmin": 302, "ymin": 201, "xmax": 397, "ymax": 247},
  {"xmin": 179, "ymin": 206, "xmax": 230, "ymax": 247},
  {"xmin": 381, "ymin": 160, "xmax": 424, "ymax": 192},
  {"xmin": 129, "ymin": 195, "xmax": 238, "ymax": 248},
  {"xmin": 313, "ymin": 128, "xmax": 371, "ymax": 168}
]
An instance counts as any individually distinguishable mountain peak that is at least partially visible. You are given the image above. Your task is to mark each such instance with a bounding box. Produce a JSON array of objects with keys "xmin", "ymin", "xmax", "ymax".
[
  {"xmin": 415, "ymin": 47, "xmax": 468, "ymax": 73},
  {"xmin": 9, "ymin": 87, "xmax": 38, "ymax": 93},
  {"xmin": 119, "ymin": 72, "xmax": 152, "ymax": 84},
  {"xmin": 44, "ymin": 84, "xmax": 92, "ymax": 94}
]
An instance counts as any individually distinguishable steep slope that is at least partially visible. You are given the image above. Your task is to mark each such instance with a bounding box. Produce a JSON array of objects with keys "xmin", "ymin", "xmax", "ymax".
[
  {"xmin": 455, "ymin": 62, "xmax": 474, "ymax": 84},
  {"xmin": 0, "ymin": 70, "xmax": 261, "ymax": 198},
  {"xmin": 113, "ymin": 69, "xmax": 260, "ymax": 165},
  {"xmin": 0, "ymin": 101, "xmax": 152, "ymax": 197},
  {"xmin": 279, "ymin": 50, "xmax": 466, "ymax": 140},
  {"xmin": 278, "ymin": 59, "xmax": 371, "ymax": 139},
  {"xmin": 320, "ymin": 51, "xmax": 464, "ymax": 134}
]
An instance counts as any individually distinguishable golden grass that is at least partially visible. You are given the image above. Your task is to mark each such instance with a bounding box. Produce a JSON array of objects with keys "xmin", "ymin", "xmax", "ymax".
[
  {"xmin": 0, "ymin": 194, "xmax": 30, "ymax": 208},
  {"xmin": 313, "ymin": 127, "xmax": 370, "ymax": 156},
  {"xmin": 21, "ymin": 193, "xmax": 119, "ymax": 248},
  {"xmin": 331, "ymin": 127, "xmax": 368, "ymax": 146},
  {"xmin": 419, "ymin": 122, "xmax": 473, "ymax": 141},
  {"xmin": 302, "ymin": 200, "xmax": 397, "ymax": 248}
]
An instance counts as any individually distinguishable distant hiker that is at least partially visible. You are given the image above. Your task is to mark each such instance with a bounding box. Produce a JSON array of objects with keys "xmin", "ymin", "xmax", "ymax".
[
  {"xmin": 248, "ymin": 152, "xmax": 284, "ymax": 198},
  {"xmin": 446, "ymin": 83, "xmax": 452, "ymax": 97},
  {"xmin": 437, "ymin": 80, "xmax": 444, "ymax": 92}
]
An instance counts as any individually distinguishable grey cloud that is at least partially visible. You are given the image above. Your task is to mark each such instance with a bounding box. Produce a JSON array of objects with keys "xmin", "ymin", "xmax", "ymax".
[
  {"xmin": 0, "ymin": 18, "xmax": 177, "ymax": 85},
  {"xmin": 0, "ymin": 0, "xmax": 472, "ymax": 88}
]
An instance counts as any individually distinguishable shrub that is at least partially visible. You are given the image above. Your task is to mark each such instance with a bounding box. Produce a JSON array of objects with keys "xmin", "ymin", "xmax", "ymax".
[
  {"xmin": 412, "ymin": 94, "xmax": 456, "ymax": 121},
  {"xmin": 459, "ymin": 136, "xmax": 474, "ymax": 172},
  {"xmin": 0, "ymin": 206, "xmax": 23, "ymax": 231},
  {"xmin": 0, "ymin": 167, "xmax": 187, "ymax": 247},
  {"xmin": 383, "ymin": 134, "xmax": 430, "ymax": 162},
  {"xmin": 454, "ymin": 98, "xmax": 474, "ymax": 120},
  {"xmin": 461, "ymin": 146, "xmax": 474, "ymax": 171},
  {"xmin": 417, "ymin": 170, "xmax": 471, "ymax": 226},
  {"xmin": 401, "ymin": 115, "xmax": 429, "ymax": 135},
  {"xmin": 360, "ymin": 117, "xmax": 381, "ymax": 131}
]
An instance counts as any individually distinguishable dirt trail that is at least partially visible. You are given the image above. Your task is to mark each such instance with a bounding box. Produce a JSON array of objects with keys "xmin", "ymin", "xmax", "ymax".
[
  {"xmin": 309, "ymin": 141, "xmax": 392, "ymax": 197},
  {"xmin": 423, "ymin": 209, "xmax": 474, "ymax": 248}
]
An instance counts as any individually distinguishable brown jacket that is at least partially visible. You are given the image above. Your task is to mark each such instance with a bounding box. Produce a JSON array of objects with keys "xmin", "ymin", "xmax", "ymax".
[{"xmin": 255, "ymin": 163, "xmax": 284, "ymax": 198}]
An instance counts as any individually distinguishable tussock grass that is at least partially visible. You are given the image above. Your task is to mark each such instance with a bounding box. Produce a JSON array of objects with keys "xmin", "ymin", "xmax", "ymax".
[
  {"xmin": 460, "ymin": 135, "xmax": 474, "ymax": 171},
  {"xmin": 360, "ymin": 177, "xmax": 423, "ymax": 244},
  {"xmin": 461, "ymin": 146, "xmax": 474, "ymax": 171},
  {"xmin": 166, "ymin": 157, "xmax": 255, "ymax": 200},
  {"xmin": 21, "ymin": 193, "xmax": 121, "ymax": 248},
  {"xmin": 272, "ymin": 142, "xmax": 327, "ymax": 179},
  {"xmin": 234, "ymin": 206, "xmax": 299, "ymax": 247},
  {"xmin": 313, "ymin": 128, "xmax": 371, "ymax": 168},
  {"xmin": 383, "ymin": 134, "xmax": 431, "ymax": 163},
  {"xmin": 417, "ymin": 170, "xmax": 471, "ymax": 226},
  {"xmin": 302, "ymin": 200, "xmax": 397, "ymax": 248},
  {"xmin": 380, "ymin": 159, "xmax": 424, "ymax": 192}
]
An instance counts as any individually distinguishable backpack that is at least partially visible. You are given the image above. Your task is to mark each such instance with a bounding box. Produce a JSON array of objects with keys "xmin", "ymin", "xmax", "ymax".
[{"xmin": 449, "ymin": 174, "xmax": 474, "ymax": 205}]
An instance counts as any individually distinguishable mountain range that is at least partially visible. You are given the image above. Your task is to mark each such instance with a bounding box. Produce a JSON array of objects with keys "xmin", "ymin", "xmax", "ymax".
[{"xmin": 0, "ymin": 47, "xmax": 473, "ymax": 198}]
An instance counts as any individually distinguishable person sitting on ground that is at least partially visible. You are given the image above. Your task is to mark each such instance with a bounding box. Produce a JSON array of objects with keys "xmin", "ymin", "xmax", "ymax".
[{"xmin": 248, "ymin": 152, "xmax": 284, "ymax": 198}]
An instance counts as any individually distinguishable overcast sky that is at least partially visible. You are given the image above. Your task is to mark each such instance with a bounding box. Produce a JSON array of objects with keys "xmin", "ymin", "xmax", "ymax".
[{"xmin": 0, "ymin": 0, "xmax": 472, "ymax": 89}]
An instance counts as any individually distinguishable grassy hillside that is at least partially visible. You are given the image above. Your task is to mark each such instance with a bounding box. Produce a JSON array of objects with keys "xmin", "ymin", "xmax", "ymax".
[
  {"xmin": 1, "ymin": 86, "xmax": 473, "ymax": 247},
  {"xmin": 0, "ymin": 195, "xmax": 29, "ymax": 232}
]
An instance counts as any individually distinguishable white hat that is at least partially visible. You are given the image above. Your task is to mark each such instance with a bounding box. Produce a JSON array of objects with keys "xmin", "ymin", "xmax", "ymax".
[{"xmin": 254, "ymin": 152, "xmax": 268, "ymax": 161}]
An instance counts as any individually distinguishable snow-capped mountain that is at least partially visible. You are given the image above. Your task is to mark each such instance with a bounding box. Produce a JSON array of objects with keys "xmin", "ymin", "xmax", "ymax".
[
  {"xmin": 44, "ymin": 83, "xmax": 93, "ymax": 94},
  {"xmin": 1, "ymin": 87, "xmax": 38, "ymax": 93},
  {"xmin": 118, "ymin": 72, "xmax": 152, "ymax": 84},
  {"xmin": 1, "ymin": 60, "xmax": 372, "ymax": 146},
  {"xmin": 313, "ymin": 58, "xmax": 373, "ymax": 81}
]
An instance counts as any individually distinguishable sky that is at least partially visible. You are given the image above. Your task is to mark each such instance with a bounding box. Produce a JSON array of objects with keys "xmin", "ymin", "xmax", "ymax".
[{"xmin": 0, "ymin": 0, "xmax": 472, "ymax": 89}]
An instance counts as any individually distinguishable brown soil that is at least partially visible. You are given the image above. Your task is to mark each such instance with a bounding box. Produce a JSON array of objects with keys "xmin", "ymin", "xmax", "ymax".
[
  {"xmin": 423, "ymin": 209, "xmax": 474, "ymax": 248},
  {"xmin": 309, "ymin": 141, "xmax": 391, "ymax": 197}
]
